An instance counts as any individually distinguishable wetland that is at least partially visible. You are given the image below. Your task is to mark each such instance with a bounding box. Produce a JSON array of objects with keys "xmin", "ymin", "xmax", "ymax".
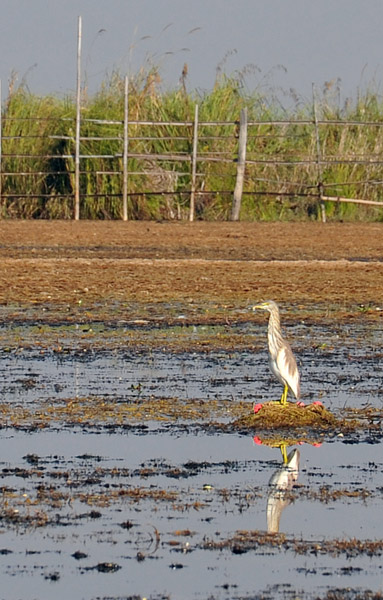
[{"xmin": 0, "ymin": 221, "xmax": 383, "ymax": 599}]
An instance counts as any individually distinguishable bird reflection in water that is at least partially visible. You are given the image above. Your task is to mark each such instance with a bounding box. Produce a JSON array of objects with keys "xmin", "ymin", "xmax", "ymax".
[{"xmin": 267, "ymin": 446, "xmax": 300, "ymax": 533}]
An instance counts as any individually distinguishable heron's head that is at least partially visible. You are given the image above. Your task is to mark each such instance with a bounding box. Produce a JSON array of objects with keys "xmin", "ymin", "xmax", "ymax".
[{"xmin": 252, "ymin": 300, "xmax": 278, "ymax": 313}]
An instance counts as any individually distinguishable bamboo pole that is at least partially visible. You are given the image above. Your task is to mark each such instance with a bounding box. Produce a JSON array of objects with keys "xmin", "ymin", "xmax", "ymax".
[
  {"xmin": 122, "ymin": 75, "xmax": 129, "ymax": 221},
  {"xmin": 312, "ymin": 84, "xmax": 326, "ymax": 223},
  {"xmin": 189, "ymin": 104, "xmax": 198, "ymax": 222},
  {"xmin": 321, "ymin": 195, "xmax": 383, "ymax": 207},
  {"xmin": 0, "ymin": 79, "xmax": 2, "ymax": 210},
  {"xmin": 231, "ymin": 107, "xmax": 248, "ymax": 221},
  {"xmin": 74, "ymin": 15, "xmax": 82, "ymax": 220}
]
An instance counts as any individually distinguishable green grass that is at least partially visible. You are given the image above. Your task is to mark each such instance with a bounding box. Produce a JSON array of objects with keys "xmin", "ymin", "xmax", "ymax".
[{"xmin": 2, "ymin": 68, "xmax": 383, "ymax": 220}]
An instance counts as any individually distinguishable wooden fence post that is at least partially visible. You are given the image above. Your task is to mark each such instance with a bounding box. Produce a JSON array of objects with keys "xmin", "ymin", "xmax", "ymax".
[
  {"xmin": 0, "ymin": 79, "xmax": 2, "ymax": 211},
  {"xmin": 74, "ymin": 15, "xmax": 82, "ymax": 221},
  {"xmin": 189, "ymin": 103, "xmax": 199, "ymax": 222},
  {"xmin": 231, "ymin": 107, "xmax": 247, "ymax": 221},
  {"xmin": 122, "ymin": 75, "xmax": 129, "ymax": 221},
  {"xmin": 312, "ymin": 84, "xmax": 326, "ymax": 223}
]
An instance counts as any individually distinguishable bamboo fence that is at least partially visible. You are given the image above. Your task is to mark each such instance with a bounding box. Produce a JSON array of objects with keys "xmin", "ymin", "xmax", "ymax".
[
  {"xmin": 1, "ymin": 104, "xmax": 383, "ymax": 221},
  {"xmin": 0, "ymin": 16, "xmax": 383, "ymax": 221}
]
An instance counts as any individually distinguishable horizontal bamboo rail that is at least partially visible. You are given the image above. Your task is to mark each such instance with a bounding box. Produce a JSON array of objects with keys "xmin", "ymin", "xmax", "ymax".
[
  {"xmin": 1, "ymin": 100, "xmax": 383, "ymax": 219},
  {"xmin": 322, "ymin": 195, "xmax": 383, "ymax": 207}
]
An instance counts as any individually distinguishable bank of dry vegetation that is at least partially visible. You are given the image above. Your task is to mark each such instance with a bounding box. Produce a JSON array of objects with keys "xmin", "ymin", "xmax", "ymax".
[{"xmin": 2, "ymin": 68, "xmax": 383, "ymax": 220}]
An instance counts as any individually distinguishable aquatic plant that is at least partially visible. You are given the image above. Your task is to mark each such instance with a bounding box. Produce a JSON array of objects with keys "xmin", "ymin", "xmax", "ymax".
[{"xmin": 2, "ymin": 68, "xmax": 383, "ymax": 220}]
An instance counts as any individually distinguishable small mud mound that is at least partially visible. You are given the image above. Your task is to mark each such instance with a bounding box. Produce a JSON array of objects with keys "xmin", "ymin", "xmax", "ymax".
[{"xmin": 231, "ymin": 401, "xmax": 355, "ymax": 432}]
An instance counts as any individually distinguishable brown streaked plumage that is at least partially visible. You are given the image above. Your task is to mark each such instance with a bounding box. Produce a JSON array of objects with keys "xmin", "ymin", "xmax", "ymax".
[{"xmin": 253, "ymin": 300, "xmax": 300, "ymax": 405}]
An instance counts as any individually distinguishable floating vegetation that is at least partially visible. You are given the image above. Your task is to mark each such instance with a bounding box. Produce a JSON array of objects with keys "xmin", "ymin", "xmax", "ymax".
[
  {"xmin": 202, "ymin": 530, "xmax": 383, "ymax": 558},
  {"xmin": 0, "ymin": 396, "xmax": 250, "ymax": 430},
  {"xmin": 230, "ymin": 401, "xmax": 367, "ymax": 433},
  {"xmin": 0, "ymin": 395, "xmax": 380, "ymax": 434}
]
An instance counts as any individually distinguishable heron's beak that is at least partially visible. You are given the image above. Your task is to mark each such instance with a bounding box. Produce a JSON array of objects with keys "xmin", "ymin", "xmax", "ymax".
[{"xmin": 253, "ymin": 303, "xmax": 264, "ymax": 311}]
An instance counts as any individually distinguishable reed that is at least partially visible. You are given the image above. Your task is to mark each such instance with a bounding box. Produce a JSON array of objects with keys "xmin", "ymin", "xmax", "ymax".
[{"xmin": 2, "ymin": 69, "xmax": 383, "ymax": 220}]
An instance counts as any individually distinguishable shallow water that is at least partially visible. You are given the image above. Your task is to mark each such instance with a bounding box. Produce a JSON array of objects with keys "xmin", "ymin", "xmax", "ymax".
[
  {"xmin": 0, "ymin": 329, "xmax": 381, "ymax": 411},
  {"xmin": 0, "ymin": 319, "xmax": 382, "ymax": 599},
  {"xmin": 1, "ymin": 430, "xmax": 383, "ymax": 599}
]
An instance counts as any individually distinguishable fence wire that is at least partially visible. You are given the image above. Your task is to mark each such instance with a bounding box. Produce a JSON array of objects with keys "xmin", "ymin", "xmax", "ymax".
[{"xmin": 1, "ymin": 111, "xmax": 383, "ymax": 220}]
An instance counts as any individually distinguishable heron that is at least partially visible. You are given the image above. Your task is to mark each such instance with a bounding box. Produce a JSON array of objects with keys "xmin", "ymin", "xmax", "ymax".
[{"xmin": 253, "ymin": 300, "xmax": 300, "ymax": 405}]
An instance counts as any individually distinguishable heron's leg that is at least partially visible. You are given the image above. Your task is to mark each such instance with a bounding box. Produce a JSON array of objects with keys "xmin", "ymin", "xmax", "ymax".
[
  {"xmin": 280, "ymin": 444, "xmax": 288, "ymax": 464},
  {"xmin": 280, "ymin": 384, "xmax": 288, "ymax": 405}
]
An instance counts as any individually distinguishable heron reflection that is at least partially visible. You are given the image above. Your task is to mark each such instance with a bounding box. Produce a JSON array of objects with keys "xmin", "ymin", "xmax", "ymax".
[{"xmin": 267, "ymin": 446, "xmax": 300, "ymax": 533}]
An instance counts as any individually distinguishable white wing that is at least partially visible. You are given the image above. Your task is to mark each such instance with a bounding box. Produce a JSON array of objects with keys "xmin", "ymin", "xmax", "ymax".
[{"xmin": 275, "ymin": 344, "xmax": 300, "ymax": 399}]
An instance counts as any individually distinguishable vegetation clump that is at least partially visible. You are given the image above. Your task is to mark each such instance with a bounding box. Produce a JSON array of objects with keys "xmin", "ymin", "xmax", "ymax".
[
  {"xmin": 231, "ymin": 401, "xmax": 362, "ymax": 432},
  {"xmin": 3, "ymin": 68, "xmax": 383, "ymax": 220}
]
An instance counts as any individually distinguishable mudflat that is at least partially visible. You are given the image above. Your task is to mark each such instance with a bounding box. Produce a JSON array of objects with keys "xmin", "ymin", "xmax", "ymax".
[{"xmin": 0, "ymin": 221, "xmax": 382, "ymax": 321}]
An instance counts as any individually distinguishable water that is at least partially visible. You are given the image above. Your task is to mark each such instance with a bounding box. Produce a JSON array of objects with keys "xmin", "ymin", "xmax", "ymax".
[
  {"xmin": 1, "ymin": 430, "xmax": 383, "ymax": 599},
  {"xmin": 0, "ymin": 319, "xmax": 382, "ymax": 599},
  {"xmin": 0, "ymin": 342, "xmax": 381, "ymax": 410}
]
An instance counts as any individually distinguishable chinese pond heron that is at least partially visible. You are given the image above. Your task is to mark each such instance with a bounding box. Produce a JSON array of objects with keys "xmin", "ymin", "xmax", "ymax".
[{"xmin": 253, "ymin": 300, "xmax": 300, "ymax": 405}]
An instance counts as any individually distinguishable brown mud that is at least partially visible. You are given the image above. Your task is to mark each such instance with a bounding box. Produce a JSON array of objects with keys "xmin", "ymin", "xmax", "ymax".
[{"xmin": 0, "ymin": 221, "xmax": 382, "ymax": 323}]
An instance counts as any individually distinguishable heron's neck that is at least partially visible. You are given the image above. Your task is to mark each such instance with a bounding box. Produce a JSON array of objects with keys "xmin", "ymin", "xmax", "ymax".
[{"xmin": 267, "ymin": 311, "xmax": 283, "ymax": 356}]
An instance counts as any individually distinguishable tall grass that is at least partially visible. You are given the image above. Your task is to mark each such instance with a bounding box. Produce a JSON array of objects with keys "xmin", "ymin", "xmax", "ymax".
[{"xmin": 2, "ymin": 69, "xmax": 383, "ymax": 220}]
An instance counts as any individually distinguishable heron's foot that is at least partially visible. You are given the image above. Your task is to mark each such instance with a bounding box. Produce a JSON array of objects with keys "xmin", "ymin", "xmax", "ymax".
[{"xmin": 255, "ymin": 399, "xmax": 293, "ymax": 407}]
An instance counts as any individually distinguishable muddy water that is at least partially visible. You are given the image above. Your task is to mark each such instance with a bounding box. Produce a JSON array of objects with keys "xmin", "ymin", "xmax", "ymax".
[
  {"xmin": 0, "ymin": 318, "xmax": 382, "ymax": 599},
  {"xmin": 0, "ymin": 317, "xmax": 380, "ymax": 409}
]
